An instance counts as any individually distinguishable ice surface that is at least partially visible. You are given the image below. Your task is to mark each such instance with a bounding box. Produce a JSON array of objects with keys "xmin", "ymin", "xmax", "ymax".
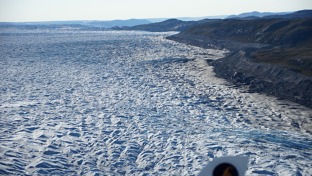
[{"xmin": 0, "ymin": 29, "xmax": 311, "ymax": 175}]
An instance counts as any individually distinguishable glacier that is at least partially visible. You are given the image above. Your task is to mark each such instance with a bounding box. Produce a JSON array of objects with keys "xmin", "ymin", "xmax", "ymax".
[{"xmin": 0, "ymin": 29, "xmax": 311, "ymax": 175}]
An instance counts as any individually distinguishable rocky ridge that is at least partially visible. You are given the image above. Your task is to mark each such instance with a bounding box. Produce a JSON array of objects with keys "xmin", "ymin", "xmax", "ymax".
[
  {"xmin": 166, "ymin": 10, "xmax": 312, "ymax": 108},
  {"xmin": 211, "ymin": 50, "xmax": 312, "ymax": 108}
]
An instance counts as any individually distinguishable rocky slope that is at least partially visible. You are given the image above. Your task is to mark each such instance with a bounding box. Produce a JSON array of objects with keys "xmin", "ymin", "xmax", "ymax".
[
  {"xmin": 168, "ymin": 17, "xmax": 312, "ymax": 75},
  {"xmin": 166, "ymin": 10, "xmax": 312, "ymax": 108},
  {"xmin": 168, "ymin": 43, "xmax": 312, "ymax": 109},
  {"xmin": 210, "ymin": 50, "xmax": 312, "ymax": 108}
]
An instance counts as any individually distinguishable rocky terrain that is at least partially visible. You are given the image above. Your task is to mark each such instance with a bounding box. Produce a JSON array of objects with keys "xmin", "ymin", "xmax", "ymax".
[
  {"xmin": 166, "ymin": 10, "xmax": 312, "ymax": 108},
  {"xmin": 210, "ymin": 50, "xmax": 312, "ymax": 108}
]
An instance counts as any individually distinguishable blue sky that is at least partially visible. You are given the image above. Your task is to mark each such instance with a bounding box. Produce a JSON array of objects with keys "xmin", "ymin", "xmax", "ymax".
[{"xmin": 0, "ymin": 0, "xmax": 311, "ymax": 22}]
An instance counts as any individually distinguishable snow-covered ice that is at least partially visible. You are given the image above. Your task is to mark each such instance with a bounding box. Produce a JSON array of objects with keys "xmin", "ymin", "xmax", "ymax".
[{"xmin": 0, "ymin": 29, "xmax": 311, "ymax": 175}]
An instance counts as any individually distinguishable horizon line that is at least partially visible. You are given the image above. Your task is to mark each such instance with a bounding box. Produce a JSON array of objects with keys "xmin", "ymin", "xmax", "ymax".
[{"xmin": 0, "ymin": 9, "xmax": 303, "ymax": 23}]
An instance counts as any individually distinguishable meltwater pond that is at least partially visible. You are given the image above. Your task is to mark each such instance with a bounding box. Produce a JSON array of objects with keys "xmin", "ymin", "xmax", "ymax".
[{"xmin": 0, "ymin": 29, "xmax": 312, "ymax": 175}]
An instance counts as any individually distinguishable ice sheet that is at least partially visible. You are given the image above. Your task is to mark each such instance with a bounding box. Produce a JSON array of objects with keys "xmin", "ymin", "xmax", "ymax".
[{"xmin": 0, "ymin": 29, "xmax": 311, "ymax": 175}]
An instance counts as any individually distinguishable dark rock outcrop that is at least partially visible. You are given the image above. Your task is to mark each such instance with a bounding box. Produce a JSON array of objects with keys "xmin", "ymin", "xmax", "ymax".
[
  {"xmin": 210, "ymin": 51, "xmax": 312, "ymax": 108},
  {"xmin": 166, "ymin": 11, "xmax": 312, "ymax": 108},
  {"xmin": 176, "ymin": 18, "xmax": 312, "ymax": 48},
  {"xmin": 166, "ymin": 33, "xmax": 267, "ymax": 50}
]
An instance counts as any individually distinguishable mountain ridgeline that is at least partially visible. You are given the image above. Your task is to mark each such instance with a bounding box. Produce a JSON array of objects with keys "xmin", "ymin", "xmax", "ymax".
[
  {"xmin": 177, "ymin": 18, "xmax": 312, "ymax": 48},
  {"xmin": 112, "ymin": 19, "xmax": 211, "ymax": 32},
  {"xmin": 0, "ymin": 19, "xmax": 152, "ymax": 30},
  {"xmin": 125, "ymin": 10, "xmax": 312, "ymax": 108}
]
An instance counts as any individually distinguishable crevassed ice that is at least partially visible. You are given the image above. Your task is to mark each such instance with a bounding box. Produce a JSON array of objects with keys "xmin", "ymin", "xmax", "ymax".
[{"xmin": 0, "ymin": 29, "xmax": 311, "ymax": 175}]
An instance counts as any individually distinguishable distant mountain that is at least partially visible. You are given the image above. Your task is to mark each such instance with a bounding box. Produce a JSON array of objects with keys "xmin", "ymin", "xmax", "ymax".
[
  {"xmin": 114, "ymin": 18, "xmax": 219, "ymax": 32},
  {"xmin": 120, "ymin": 10, "xmax": 312, "ymax": 33},
  {"xmin": 114, "ymin": 19, "xmax": 189, "ymax": 32},
  {"xmin": 226, "ymin": 10, "xmax": 312, "ymax": 19},
  {"xmin": 265, "ymin": 9, "xmax": 312, "ymax": 19},
  {"xmin": 0, "ymin": 19, "xmax": 152, "ymax": 29},
  {"xmin": 226, "ymin": 11, "xmax": 289, "ymax": 19},
  {"xmin": 177, "ymin": 15, "xmax": 227, "ymax": 21},
  {"xmin": 85, "ymin": 19, "xmax": 151, "ymax": 28},
  {"xmin": 145, "ymin": 15, "xmax": 227, "ymax": 23}
]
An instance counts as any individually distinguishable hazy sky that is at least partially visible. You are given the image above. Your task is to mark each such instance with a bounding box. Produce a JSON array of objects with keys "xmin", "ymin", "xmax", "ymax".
[{"xmin": 0, "ymin": 0, "xmax": 312, "ymax": 22}]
